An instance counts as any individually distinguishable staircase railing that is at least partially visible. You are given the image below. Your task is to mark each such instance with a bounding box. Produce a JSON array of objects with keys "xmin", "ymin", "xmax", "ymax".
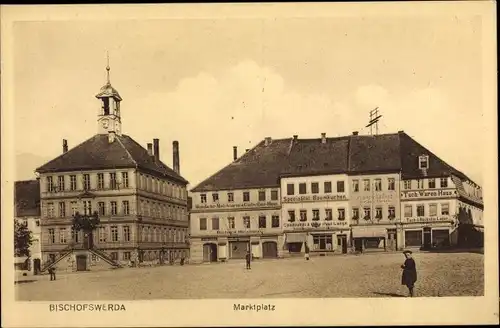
[
  {"xmin": 89, "ymin": 247, "xmax": 122, "ymax": 268},
  {"xmin": 40, "ymin": 242, "xmax": 77, "ymax": 272}
]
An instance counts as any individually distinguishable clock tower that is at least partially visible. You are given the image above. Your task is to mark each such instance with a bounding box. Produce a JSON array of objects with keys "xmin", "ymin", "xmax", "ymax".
[{"xmin": 96, "ymin": 57, "xmax": 122, "ymax": 135}]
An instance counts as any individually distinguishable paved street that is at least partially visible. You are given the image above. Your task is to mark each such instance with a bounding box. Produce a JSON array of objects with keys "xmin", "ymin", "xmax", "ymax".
[{"xmin": 16, "ymin": 252, "xmax": 483, "ymax": 301}]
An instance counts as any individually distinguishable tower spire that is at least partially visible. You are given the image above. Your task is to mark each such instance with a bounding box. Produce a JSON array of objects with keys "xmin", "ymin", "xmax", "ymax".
[{"xmin": 106, "ymin": 51, "xmax": 110, "ymax": 84}]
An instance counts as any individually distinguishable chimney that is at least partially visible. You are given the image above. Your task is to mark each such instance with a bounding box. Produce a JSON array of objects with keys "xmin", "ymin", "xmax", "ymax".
[
  {"xmin": 321, "ymin": 133, "xmax": 326, "ymax": 144},
  {"xmin": 153, "ymin": 138, "xmax": 160, "ymax": 161},
  {"xmin": 108, "ymin": 131, "xmax": 116, "ymax": 143},
  {"xmin": 173, "ymin": 141, "xmax": 180, "ymax": 174},
  {"xmin": 63, "ymin": 139, "xmax": 68, "ymax": 153},
  {"xmin": 264, "ymin": 137, "xmax": 272, "ymax": 146},
  {"xmin": 293, "ymin": 135, "xmax": 298, "ymax": 141},
  {"xmin": 147, "ymin": 143, "xmax": 153, "ymax": 156},
  {"xmin": 233, "ymin": 146, "xmax": 238, "ymax": 161},
  {"xmin": 352, "ymin": 131, "xmax": 359, "ymax": 136},
  {"xmin": 245, "ymin": 149, "xmax": 249, "ymax": 152},
  {"xmin": 398, "ymin": 130, "xmax": 404, "ymax": 134}
]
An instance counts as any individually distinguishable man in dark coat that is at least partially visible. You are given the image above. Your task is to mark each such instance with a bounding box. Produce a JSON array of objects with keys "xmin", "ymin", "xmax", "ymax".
[
  {"xmin": 401, "ymin": 250, "xmax": 417, "ymax": 297},
  {"xmin": 245, "ymin": 251, "xmax": 251, "ymax": 270},
  {"xmin": 48, "ymin": 266, "xmax": 56, "ymax": 281}
]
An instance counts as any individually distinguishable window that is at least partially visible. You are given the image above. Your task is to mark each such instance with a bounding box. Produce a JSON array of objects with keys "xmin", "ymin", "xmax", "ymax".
[
  {"xmin": 404, "ymin": 205, "xmax": 413, "ymax": 217},
  {"xmin": 243, "ymin": 216, "xmax": 250, "ymax": 229},
  {"xmin": 388, "ymin": 206, "xmax": 396, "ymax": 219},
  {"xmin": 259, "ymin": 191, "xmax": 266, "ymax": 201},
  {"xmin": 98, "ymin": 202, "xmax": 105, "ymax": 216},
  {"xmin": 374, "ymin": 179, "xmax": 382, "ymax": 191},
  {"xmin": 212, "ymin": 193, "xmax": 219, "ymax": 202},
  {"xmin": 271, "ymin": 190, "xmax": 278, "ymax": 201},
  {"xmin": 417, "ymin": 179, "xmax": 424, "ymax": 189},
  {"xmin": 228, "ymin": 192, "xmax": 234, "ymax": 202},
  {"xmin": 352, "ymin": 207, "xmax": 359, "ymax": 220},
  {"xmin": 337, "ymin": 181, "xmax": 345, "ymax": 193},
  {"xmin": 403, "ymin": 180, "xmax": 411, "ymax": 190},
  {"xmin": 68, "ymin": 175, "xmax": 76, "ymax": 191},
  {"xmin": 363, "ymin": 207, "xmax": 371, "ymax": 220},
  {"xmin": 312, "ymin": 209, "xmax": 320, "ymax": 221},
  {"xmin": 259, "ymin": 216, "xmax": 267, "ymax": 228},
  {"xmin": 325, "ymin": 209, "xmax": 333, "ymax": 221},
  {"xmin": 287, "ymin": 184, "xmax": 295, "ymax": 195},
  {"xmin": 36, "ymin": 220, "xmax": 40, "ymax": 227},
  {"xmin": 352, "ymin": 180, "xmax": 359, "ymax": 192},
  {"xmin": 122, "ymin": 201, "xmax": 130, "ymax": 215},
  {"xmin": 300, "ymin": 210, "xmax": 307, "ymax": 221},
  {"xmin": 199, "ymin": 218, "xmax": 207, "ymax": 230},
  {"xmin": 388, "ymin": 178, "xmax": 395, "ymax": 191},
  {"xmin": 46, "ymin": 202, "xmax": 54, "ymax": 218},
  {"xmin": 71, "ymin": 227, "xmax": 79, "ymax": 243},
  {"xmin": 419, "ymin": 155, "xmax": 429, "ymax": 169},
  {"xmin": 311, "ymin": 183, "xmax": 319, "ymax": 194},
  {"xmin": 59, "ymin": 228, "xmax": 67, "ymax": 243},
  {"xmin": 58, "ymin": 176, "xmax": 65, "ymax": 191},
  {"xmin": 111, "ymin": 201, "xmax": 117, "ymax": 215},
  {"xmin": 272, "ymin": 215, "xmax": 280, "ymax": 228},
  {"xmin": 212, "ymin": 217, "xmax": 219, "ymax": 230},
  {"xmin": 228, "ymin": 217, "xmax": 235, "ymax": 229},
  {"xmin": 48, "ymin": 228, "xmax": 55, "ymax": 243},
  {"xmin": 243, "ymin": 192, "xmax": 250, "ymax": 202},
  {"xmin": 416, "ymin": 204, "xmax": 425, "ymax": 217},
  {"xmin": 313, "ymin": 235, "xmax": 333, "ymax": 251},
  {"xmin": 200, "ymin": 194, "xmax": 207, "ymax": 204},
  {"xmin": 363, "ymin": 179, "xmax": 370, "ymax": 191},
  {"xmin": 122, "ymin": 172, "xmax": 129, "ymax": 188},
  {"xmin": 110, "ymin": 173, "xmax": 117, "ymax": 189},
  {"xmin": 47, "ymin": 176, "xmax": 54, "ymax": 192},
  {"xmin": 123, "ymin": 226, "xmax": 130, "ymax": 242},
  {"xmin": 83, "ymin": 174, "xmax": 90, "ymax": 190},
  {"xmin": 299, "ymin": 183, "xmax": 307, "ymax": 194},
  {"xmin": 288, "ymin": 210, "xmax": 296, "ymax": 222},
  {"xmin": 441, "ymin": 203, "xmax": 450, "ymax": 215},
  {"xmin": 58, "ymin": 202, "xmax": 66, "ymax": 217},
  {"xmin": 440, "ymin": 178, "xmax": 448, "ymax": 188},
  {"xmin": 123, "ymin": 252, "xmax": 131, "ymax": 260},
  {"xmin": 111, "ymin": 226, "xmax": 119, "ymax": 242},
  {"xmin": 429, "ymin": 204, "xmax": 437, "ymax": 217},
  {"xmin": 375, "ymin": 207, "xmax": 383, "ymax": 219},
  {"xmin": 97, "ymin": 173, "xmax": 104, "ymax": 189},
  {"xmin": 71, "ymin": 201, "xmax": 78, "ymax": 216},
  {"xmin": 324, "ymin": 181, "xmax": 332, "ymax": 193},
  {"xmin": 338, "ymin": 208, "xmax": 346, "ymax": 220}
]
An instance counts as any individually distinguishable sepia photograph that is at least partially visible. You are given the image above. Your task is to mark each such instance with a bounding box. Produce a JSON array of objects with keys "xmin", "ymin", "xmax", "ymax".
[{"xmin": 1, "ymin": 2, "xmax": 498, "ymax": 327}]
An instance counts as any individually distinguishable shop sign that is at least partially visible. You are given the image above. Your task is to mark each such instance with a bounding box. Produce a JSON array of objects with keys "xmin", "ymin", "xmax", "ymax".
[
  {"xmin": 404, "ymin": 216, "xmax": 452, "ymax": 223},
  {"xmin": 194, "ymin": 201, "xmax": 279, "ymax": 210},
  {"xmin": 401, "ymin": 189, "xmax": 456, "ymax": 199},
  {"xmin": 283, "ymin": 221, "xmax": 348, "ymax": 230},
  {"xmin": 282, "ymin": 194, "xmax": 347, "ymax": 203},
  {"xmin": 355, "ymin": 193, "xmax": 395, "ymax": 205},
  {"xmin": 216, "ymin": 229, "xmax": 264, "ymax": 236}
]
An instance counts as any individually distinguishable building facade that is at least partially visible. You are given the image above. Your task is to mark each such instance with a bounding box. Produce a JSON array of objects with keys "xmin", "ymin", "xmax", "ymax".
[{"xmin": 36, "ymin": 65, "xmax": 189, "ymax": 273}]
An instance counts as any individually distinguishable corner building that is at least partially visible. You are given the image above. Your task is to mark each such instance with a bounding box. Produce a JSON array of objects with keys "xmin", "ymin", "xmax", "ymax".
[{"xmin": 36, "ymin": 65, "xmax": 190, "ymax": 273}]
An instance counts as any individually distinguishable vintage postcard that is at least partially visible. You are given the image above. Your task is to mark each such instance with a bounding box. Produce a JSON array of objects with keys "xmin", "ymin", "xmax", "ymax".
[{"xmin": 1, "ymin": 2, "xmax": 498, "ymax": 327}]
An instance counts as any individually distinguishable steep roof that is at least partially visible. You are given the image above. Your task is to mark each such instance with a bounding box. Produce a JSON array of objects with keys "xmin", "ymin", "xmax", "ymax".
[
  {"xmin": 15, "ymin": 180, "xmax": 40, "ymax": 217},
  {"xmin": 191, "ymin": 131, "xmax": 479, "ymax": 192},
  {"xmin": 36, "ymin": 134, "xmax": 188, "ymax": 184}
]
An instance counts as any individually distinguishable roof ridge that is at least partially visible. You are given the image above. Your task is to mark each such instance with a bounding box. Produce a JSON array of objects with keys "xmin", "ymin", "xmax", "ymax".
[{"xmin": 116, "ymin": 135, "xmax": 138, "ymax": 167}]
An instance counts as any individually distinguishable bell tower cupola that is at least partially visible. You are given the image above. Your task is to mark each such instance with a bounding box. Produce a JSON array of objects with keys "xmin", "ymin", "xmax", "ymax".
[{"xmin": 96, "ymin": 53, "xmax": 123, "ymax": 135}]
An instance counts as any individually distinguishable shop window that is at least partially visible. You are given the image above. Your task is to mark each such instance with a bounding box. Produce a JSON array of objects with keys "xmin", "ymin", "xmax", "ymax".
[
  {"xmin": 299, "ymin": 183, "xmax": 307, "ymax": 194},
  {"xmin": 311, "ymin": 183, "xmax": 319, "ymax": 194},
  {"xmin": 299, "ymin": 210, "xmax": 307, "ymax": 221},
  {"xmin": 352, "ymin": 180, "xmax": 359, "ymax": 192},
  {"xmin": 405, "ymin": 230, "xmax": 423, "ymax": 247},
  {"xmin": 313, "ymin": 235, "xmax": 333, "ymax": 251},
  {"xmin": 287, "ymin": 184, "xmax": 295, "ymax": 196},
  {"xmin": 288, "ymin": 210, "xmax": 296, "ymax": 222},
  {"xmin": 324, "ymin": 181, "xmax": 332, "ymax": 193},
  {"xmin": 258, "ymin": 216, "xmax": 267, "ymax": 228},
  {"xmin": 432, "ymin": 229, "xmax": 450, "ymax": 247},
  {"xmin": 312, "ymin": 209, "xmax": 320, "ymax": 221}
]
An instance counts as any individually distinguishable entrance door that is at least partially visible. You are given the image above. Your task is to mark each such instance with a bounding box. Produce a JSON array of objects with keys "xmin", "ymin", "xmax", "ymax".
[
  {"xmin": 354, "ymin": 239, "xmax": 363, "ymax": 252},
  {"xmin": 203, "ymin": 243, "xmax": 217, "ymax": 262},
  {"xmin": 230, "ymin": 241, "xmax": 248, "ymax": 259},
  {"xmin": 76, "ymin": 255, "xmax": 87, "ymax": 271},
  {"xmin": 337, "ymin": 235, "xmax": 348, "ymax": 254},
  {"xmin": 423, "ymin": 227, "xmax": 432, "ymax": 249},
  {"xmin": 387, "ymin": 230, "xmax": 397, "ymax": 251},
  {"xmin": 33, "ymin": 258, "xmax": 41, "ymax": 275},
  {"xmin": 262, "ymin": 242, "xmax": 278, "ymax": 258}
]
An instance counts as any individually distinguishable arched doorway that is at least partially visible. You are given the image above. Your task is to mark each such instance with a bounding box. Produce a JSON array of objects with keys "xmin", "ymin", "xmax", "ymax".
[
  {"xmin": 262, "ymin": 241, "xmax": 278, "ymax": 258},
  {"xmin": 203, "ymin": 243, "xmax": 217, "ymax": 262}
]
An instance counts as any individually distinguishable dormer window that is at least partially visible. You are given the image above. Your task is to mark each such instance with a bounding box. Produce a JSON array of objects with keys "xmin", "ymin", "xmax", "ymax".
[{"xmin": 419, "ymin": 155, "xmax": 429, "ymax": 169}]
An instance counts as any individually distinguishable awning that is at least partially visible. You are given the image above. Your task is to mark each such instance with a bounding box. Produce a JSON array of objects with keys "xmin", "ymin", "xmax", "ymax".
[
  {"xmin": 286, "ymin": 233, "xmax": 307, "ymax": 243},
  {"xmin": 352, "ymin": 227, "xmax": 387, "ymax": 238}
]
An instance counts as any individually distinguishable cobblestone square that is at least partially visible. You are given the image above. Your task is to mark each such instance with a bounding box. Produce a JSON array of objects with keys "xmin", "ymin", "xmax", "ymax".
[{"xmin": 16, "ymin": 252, "xmax": 483, "ymax": 301}]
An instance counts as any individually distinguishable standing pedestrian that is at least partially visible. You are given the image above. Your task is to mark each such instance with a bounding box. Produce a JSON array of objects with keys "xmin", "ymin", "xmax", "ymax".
[
  {"xmin": 245, "ymin": 250, "xmax": 251, "ymax": 270},
  {"xmin": 304, "ymin": 243, "xmax": 310, "ymax": 261},
  {"xmin": 48, "ymin": 266, "xmax": 56, "ymax": 281},
  {"xmin": 401, "ymin": 250, "xmax": 417, "ymax": 297}
]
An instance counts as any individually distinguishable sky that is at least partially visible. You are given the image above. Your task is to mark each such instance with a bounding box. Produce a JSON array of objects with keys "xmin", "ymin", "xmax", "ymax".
[{"xmin": 12, "ymin": 14, "xmax": 485, "ymax": 187}]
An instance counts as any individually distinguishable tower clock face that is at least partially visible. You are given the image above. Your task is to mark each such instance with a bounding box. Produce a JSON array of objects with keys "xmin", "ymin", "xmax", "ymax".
[{"xmin": 102, "ymin": 119, "xmax": 109, "ymax": 129}]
